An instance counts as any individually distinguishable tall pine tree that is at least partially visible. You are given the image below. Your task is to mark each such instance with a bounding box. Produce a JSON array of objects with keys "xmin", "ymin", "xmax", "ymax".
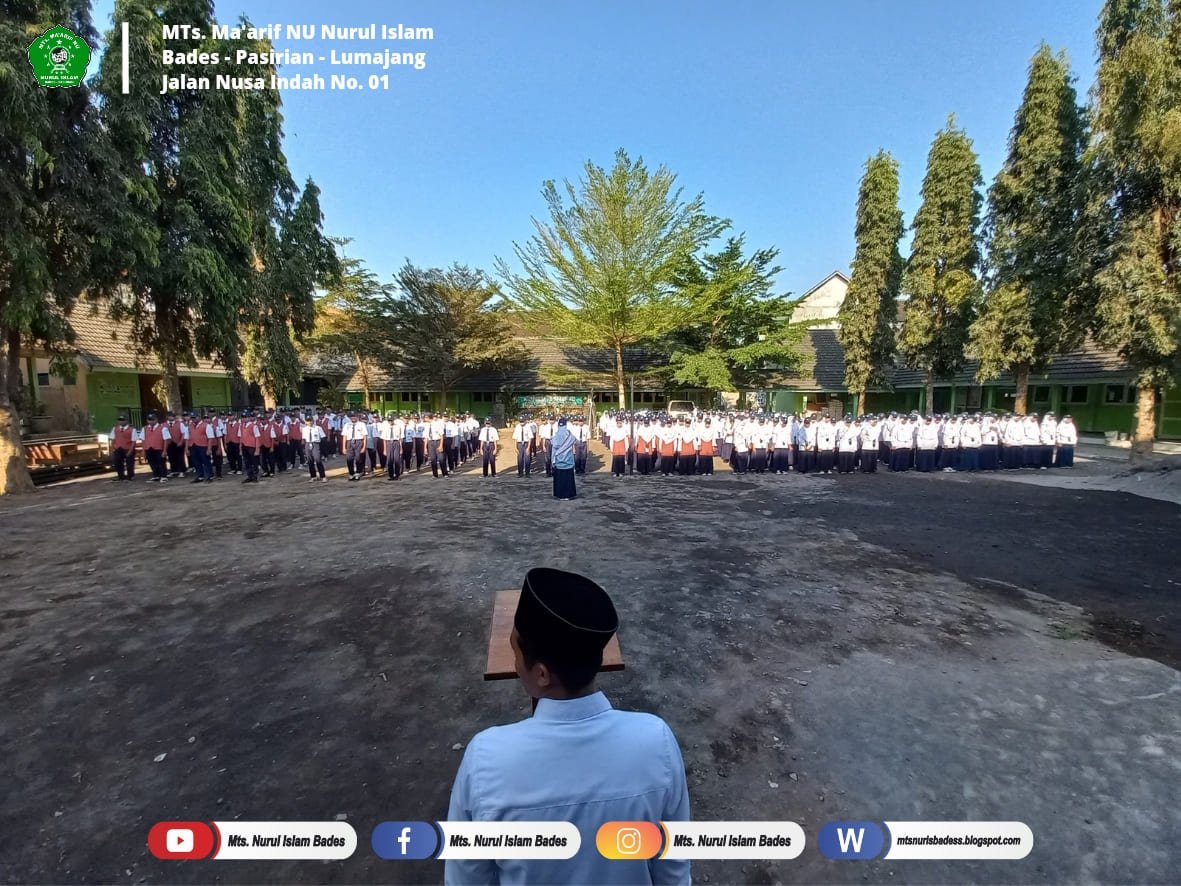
[
  {"xmin": 838, "ymin": 151, "xmax": 904, "ymax": 415},
  {"xmin": 1, "ymin": 0, "xmax": 124, "ymax": 494},
  {"xmin": 95, "ymin": 0, "xmax": 253, "ymax": 412},
  {"xmin": 898, "ymin": 116, "xmax": 984, "ymax": 415},
  {"xmin": 970, "ymin": 45, "xmax": 1087, "ymax": 415},
  {"xmin": 1084, "ymin": 0, "xmax": 1181, "ymax": 458}
]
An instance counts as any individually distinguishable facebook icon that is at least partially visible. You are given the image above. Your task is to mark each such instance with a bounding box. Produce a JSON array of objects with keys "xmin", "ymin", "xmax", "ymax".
[
  {"xmin": 818, "ymin": 821, "xmax": 886, "ymax": 860},
  {"xmin": 372, "ymin": 821, "xmax": 439, "ymax": 860}
]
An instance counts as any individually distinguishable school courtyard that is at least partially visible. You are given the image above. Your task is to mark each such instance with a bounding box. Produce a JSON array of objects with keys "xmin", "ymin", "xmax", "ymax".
[{"xmin": 1, "ymin": 445, "xmax": 1179, "ymax": 884}]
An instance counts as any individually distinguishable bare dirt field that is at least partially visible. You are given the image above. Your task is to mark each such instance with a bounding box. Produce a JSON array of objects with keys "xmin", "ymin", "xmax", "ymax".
[{"xmin": 2, "ymin": 444, "xmax": 1179, "ymax": 885}]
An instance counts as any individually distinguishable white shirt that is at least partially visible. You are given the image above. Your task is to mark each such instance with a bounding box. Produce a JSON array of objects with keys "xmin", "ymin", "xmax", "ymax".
[
  {"xmin": 304, "ymin": 424, "xmax": 326, "ymax": 444},
  {"xmin": 511, "ymin": 424, "xmax": 530, "ymax": 443},
  {"xmin": 480, "ymin": 427, "xmax": 498, "ymax": 443},
  {"xmin": 916, "ymin": 423, "xmax": 940, "ymax": 450},
  {"xmin": 341, "ymin": 419, "xmax": 367, "ymax": 441},
  {"xmin": 1056, "ymin": 422, "xmax": 1078, "ymax": 445}
]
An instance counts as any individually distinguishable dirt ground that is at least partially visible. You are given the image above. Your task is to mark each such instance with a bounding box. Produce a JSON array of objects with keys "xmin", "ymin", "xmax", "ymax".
[{"xmin": 1, "ymin": 443, "xmax": 1179, "ymax": 885}]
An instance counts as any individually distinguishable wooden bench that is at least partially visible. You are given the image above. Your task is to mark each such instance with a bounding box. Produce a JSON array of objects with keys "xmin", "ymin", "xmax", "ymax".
[{"xmin": 484, "ymin": 589, "xmax": 625, "ymax": 680}]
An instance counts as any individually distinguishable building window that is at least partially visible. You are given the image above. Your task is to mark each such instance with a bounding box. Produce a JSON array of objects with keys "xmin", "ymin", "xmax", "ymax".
[
  {"xmin": 401, "ymin": 392, "xmax": 429, "ymax": 402},
  {"xmin": 1066, "ymin": 385, "xmax": 1089, "ymax": 404},
  {"xmin": 472, "ymin": 392, "xmax": 495, "ymax": 403},
  {"xmin": 1104, "ymin": 384, "xmax": 1135, "ymax": 404},
  {"xmin": 1031, "ymin": 385, "xmax": 1051, "ymax": 404},
  {"xmin": 37, "ymin": 372, "xmax": 50, "ymax": 386}
]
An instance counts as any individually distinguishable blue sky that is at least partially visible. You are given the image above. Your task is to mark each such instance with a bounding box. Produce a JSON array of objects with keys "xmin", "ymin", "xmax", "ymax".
[{"xmin": 88, "ymin": 0, "xmax": 1103, "ymax": 298}]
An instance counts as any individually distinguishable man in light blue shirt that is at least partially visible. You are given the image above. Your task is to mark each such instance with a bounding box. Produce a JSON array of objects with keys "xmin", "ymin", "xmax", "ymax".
[{"xmin": 446, "ymin": 569, "xmax": 691, "ymax": 885}]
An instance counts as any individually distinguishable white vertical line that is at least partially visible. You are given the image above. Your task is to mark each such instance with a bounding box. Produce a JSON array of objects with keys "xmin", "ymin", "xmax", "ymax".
[{"xmin": 121, "ymin": 21, "xmax": 129, "ymax": 94}]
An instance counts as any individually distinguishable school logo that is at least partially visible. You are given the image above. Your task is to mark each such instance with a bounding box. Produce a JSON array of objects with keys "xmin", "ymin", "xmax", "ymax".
[{"xmin": 27, "ymin": 25, "xmax": 92, "ymax": 88}]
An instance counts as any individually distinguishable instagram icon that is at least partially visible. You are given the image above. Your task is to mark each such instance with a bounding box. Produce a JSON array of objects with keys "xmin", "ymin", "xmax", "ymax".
[{"xmin": 596, "ymin": 822, "xmax": 662, "ymax": 860}]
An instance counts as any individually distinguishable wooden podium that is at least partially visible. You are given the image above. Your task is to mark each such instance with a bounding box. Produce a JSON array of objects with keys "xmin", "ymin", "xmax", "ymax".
[{"xmin": 484, "ymin": 589, "xmax": 625, "ymax": 681}]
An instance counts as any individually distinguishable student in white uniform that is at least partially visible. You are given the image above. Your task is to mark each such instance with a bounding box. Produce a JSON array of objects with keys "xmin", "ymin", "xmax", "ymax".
[
  {"xmin": 837, "ymin": 421, "xmax": 859, "ymax": 473},
  {"xmin": 859, "ymin": 417, "xmax": 881, "ymax": 473},
  {"xmin": 512, "ymin": 416, "xmax": 533, "ymax": 477},
  {"xmin": 1055, "ymin": 414, "xmax": 1078, "ymax": 467},
  {"xmin": 479, "ymin": 418, "xmax": 499, "ymax": 477},
  {"xmin": 304, "ymin": 415, "xmax": 327, "ymax": 481}
]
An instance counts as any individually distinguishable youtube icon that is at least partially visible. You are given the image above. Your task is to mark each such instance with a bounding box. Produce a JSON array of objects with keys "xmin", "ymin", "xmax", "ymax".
[{"xmin": 148, "ymin": 821, "xmax": 216, "ymax": 860}]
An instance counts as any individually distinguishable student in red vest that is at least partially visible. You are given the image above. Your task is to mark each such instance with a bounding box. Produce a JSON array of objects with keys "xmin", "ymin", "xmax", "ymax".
[
  {"xmin": 608, "ymin": 420, "xmax": 630, "ymax": 478},
  {"xmin": 657, "ymin": 421, "xmax": 677, "ymax": 476},
  {"xmin": 225, "ymin": 411, "xmax": 244, "ymax": 474},
  {"xmin": 240, "ymin": 410, "xmax": 262, "ymax": 483},
  {"xmin": 142, "ymin": 412, "xmax": 171, "ymax": 482},
  {"xmin": 698, "ymin": 419, "xmax": 717, "ymax": 475},
  {"xmin": 288, "ymin": 411, "xmax": 305, "ymax": 469},
  {"xmin": 316, "ymin": 410, "xmax": 333, "ymax": 459},
  {"xmin": 259, "ymin": 412, "xmax": 277, "ymax": 477},
  {"xmin": 188, "ymin": 411, "xmax": 214, "ymax": 482},
  {"xmin": 109, "ymin": 414, "xmax": 137, "ymax": 481},
  {"xmin": 633, "ymin": 419, "xmax": 652, "ymax": 475},
  {"xmin": 165, "ymin": 411, "xmax": 187, "ymax": 477}
]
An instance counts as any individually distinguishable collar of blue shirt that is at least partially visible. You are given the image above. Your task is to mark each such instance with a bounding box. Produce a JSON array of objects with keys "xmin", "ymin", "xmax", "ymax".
[{"xmin": 533, "ymin": 691, "xmax": 611, "ymax": 722}]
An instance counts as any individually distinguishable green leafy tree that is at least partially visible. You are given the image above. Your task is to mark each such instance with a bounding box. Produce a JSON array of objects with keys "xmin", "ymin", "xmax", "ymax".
[
  {"xmin": 497, "ymin": 149, "xmax": 725, "ymax": 405},
  {"xmin": 898, "ymin": 116, "xmax": 984, "ymax": 415},
  {"xmin": 378, "ymin": 264, "xmax": 527, "ymax": 411},
  {"xmin": 666, "ymin": 237, "xmax": 805, "ymax": 401},
  {"xmin": 242, "ymin": 180, "xmax": 339, "ymax": 405},
  {"xmin": 970, "ymin": 45, "xmax": 1087, "ymax": 415},
  {"xmin": 303, "ymin": 252, "xmax": 395, "ymax": 408},
  {"xmin": 838, "ymin": 151, "xmax": 905, "ymax": 415},
  {"xmin": 96, "ymin": 0, "xmax": 253, "ymax": 413},
  {"xmin": 1, "ymin": 1, "xmax": 124, "ymax": 494},
  {"xmin": 1083, "ymin": 0, "xmax": 1181, "ymax": 458}
]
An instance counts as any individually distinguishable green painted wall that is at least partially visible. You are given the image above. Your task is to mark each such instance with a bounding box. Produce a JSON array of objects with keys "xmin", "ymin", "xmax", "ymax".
[
  {"xmin": 87, "ymin": 371, "xmax": 141, "ymax": 431},
  {"xmin": 1160, "ymin": 385, "xmax": 1181, "ymax": 440},
  {"xmin": 865, "ymin": 390, "xmax": 922, "ymax": 414},
  {"xmin": 770, "ymin": 391, "xmax": 806, "ymax": 413},
  {"xmin": 189, "ymin": 376, "xmax": 230, "ymax": 409}
]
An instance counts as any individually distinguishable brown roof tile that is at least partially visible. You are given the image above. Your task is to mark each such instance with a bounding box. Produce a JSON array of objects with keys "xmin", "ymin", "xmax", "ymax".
[{"xmin": 68, "ymin": 304, "xmax": 227, "ymax": 375}]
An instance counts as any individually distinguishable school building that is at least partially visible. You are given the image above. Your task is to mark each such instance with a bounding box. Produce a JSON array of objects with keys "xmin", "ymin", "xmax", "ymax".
[
  {"xmin": 17, "ymin": 304, "xmax": 233, "ymax": 435},
  {"xmin": 764, "ymin": 272, "xmax": 1181, "ymax": 439}
]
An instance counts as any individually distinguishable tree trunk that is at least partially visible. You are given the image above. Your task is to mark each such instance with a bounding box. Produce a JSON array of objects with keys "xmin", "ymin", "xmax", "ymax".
[
  {"xmin": 1131, "ymin": 383, "xmax": 1156, "ymax": 461},
  {"xmin": 263, "ymin": 389, "xmax": 277, "ymax": 410},
  {"xmin": 354, "ymin": 352, "xmax": 371, "ymax": 408},
  {"xmin": 160, "ymin": 348, "xmax": 182, "ymax": 414},
  {"xmin": 0, "ymin": 329, "xmax": 35, "ymax": 495},
  {"xmin": 6, "ymin": 329, "xmax": 21, "ymax": 405},
  {"xmin": 614, "ymin": 342, "xmax": 626, "ymax": 409},
  {"xmin": 924, "ymin": 369, "xmax": 935, "ymax": 417},
  {"xmin": 857, "ymin": 390, "xmax": 867, "ymax": 417},
  {"xmin": 1013, "ymin": 363, "xmax": 1030, "ymax": 416}
]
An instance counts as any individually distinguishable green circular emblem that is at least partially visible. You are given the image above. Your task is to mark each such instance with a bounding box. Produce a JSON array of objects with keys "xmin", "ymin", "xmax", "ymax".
[{"xmin": 27, "ymin": 25, "xmax": 92, "ymax": 88}]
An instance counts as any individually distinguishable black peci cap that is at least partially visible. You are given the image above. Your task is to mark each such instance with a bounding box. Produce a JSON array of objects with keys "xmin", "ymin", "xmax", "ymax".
[{"xmin": 514, "ymin": 568, "xmax": 618, "ymax": 664}]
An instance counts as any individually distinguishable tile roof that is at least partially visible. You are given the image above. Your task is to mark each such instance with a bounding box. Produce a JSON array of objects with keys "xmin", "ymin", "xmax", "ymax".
[
  {"xmin": 764, "ymin": 328, "xmax": 849, "ymax": 391},
  {"xmin": 67, "ymin": 304, "xmax": 227, "ymax": 375},
  {"xmin": 889, "ymin": 339, "xmax": 1133, "ymax": 388}
]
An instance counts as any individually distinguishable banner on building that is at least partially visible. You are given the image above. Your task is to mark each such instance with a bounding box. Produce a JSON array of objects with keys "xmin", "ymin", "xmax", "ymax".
[{"xmin": 516, "ymin": 395, "xmax": 585, "ymax": 408}]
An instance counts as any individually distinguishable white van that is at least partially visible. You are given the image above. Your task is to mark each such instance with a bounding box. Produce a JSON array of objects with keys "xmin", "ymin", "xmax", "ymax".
[{"xmin": 666, "ymin": 400, "xmax": 697, "ymax": 418}]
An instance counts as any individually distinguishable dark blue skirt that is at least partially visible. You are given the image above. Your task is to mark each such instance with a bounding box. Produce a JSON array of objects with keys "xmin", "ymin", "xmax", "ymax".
[{"xmin": 553, "ymin": 468, "xmax": 576, "ymax": 499}]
